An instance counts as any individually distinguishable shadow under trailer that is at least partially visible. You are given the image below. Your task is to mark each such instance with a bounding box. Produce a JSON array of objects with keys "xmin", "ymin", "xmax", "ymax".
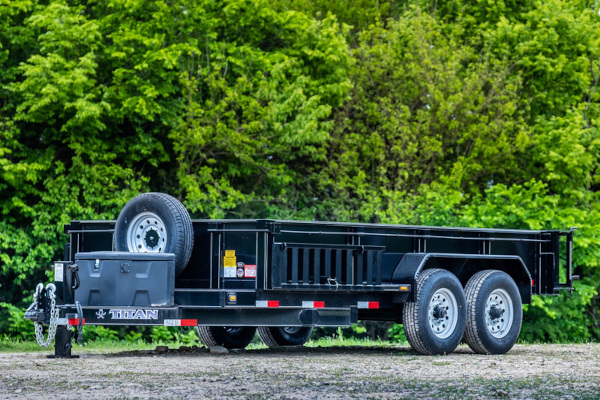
[{"xmin": 25, "ymin": 193, "xmax": 577, "ymax": 356}]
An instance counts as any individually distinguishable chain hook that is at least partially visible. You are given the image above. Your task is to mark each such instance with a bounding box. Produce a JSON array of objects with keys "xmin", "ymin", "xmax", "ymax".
[
  {"xmin": 34, "ymin": 283, "xmax": 44, "ymax": 299},
  {"xmin": 327, "ymin": 277, "xmax": 339, "ymax": 292},
  {"xmin": 34, "ymin": 283, "xmax": 60, "ymax": 348}
]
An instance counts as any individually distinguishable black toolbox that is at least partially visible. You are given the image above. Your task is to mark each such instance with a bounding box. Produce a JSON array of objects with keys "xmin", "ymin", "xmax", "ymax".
[{"xmin": 74, "ymin": 252, "xmax": 175, "ymax": 306}]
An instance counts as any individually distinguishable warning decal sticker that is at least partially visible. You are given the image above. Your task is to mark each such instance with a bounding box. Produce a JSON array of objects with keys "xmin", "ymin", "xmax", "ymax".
[
  {"xmin": 244, "ymin": 264, "xmax": 257, "ymax": 278},
  {"xmin": 223, "ymin": 249, "xmax": 237, "ymax": 277}
]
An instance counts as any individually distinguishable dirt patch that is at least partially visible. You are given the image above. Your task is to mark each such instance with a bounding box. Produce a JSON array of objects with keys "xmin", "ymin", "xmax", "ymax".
[{"xmin": 1, "ymin": 344, "xmax": 599, "ymax": 399}]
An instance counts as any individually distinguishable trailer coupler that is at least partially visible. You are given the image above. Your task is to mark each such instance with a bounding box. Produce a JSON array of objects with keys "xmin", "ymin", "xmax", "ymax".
[
  {"xmin": 24, "ymin": 283, "xmax": 60, "ymax": 348},
  {"xmin": 25, "ymin": 283, "xmax": 84, "ymax": 357}
]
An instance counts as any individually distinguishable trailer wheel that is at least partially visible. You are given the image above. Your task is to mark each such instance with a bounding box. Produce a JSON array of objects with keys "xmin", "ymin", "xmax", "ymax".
[
  {"xmin": 257, "ymin": 326, "xmax": 313, "ymax": 348},
  {"xmin": 114, "ymin": 192, "xmax": 193, "ymax": 276},
  {"xmin": 403, "ymin": 269, "xmax": 466, "ymax": 355},
  {"xmin": 464, "ymin": 270, "xmax": 522, "ymax": 355},
  {"xmin": 197, "ymin": 326, "xmax": 256, "ymax": 349}
]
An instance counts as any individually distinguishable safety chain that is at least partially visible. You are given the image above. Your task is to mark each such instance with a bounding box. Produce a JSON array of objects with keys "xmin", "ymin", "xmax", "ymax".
[
  {"xmin": 327, "ymin": 277, "xmax": 339, "ymax": 291},
  {"xmin": 32, "ymin": 283, "xmax": 60, "ymax": 348}
]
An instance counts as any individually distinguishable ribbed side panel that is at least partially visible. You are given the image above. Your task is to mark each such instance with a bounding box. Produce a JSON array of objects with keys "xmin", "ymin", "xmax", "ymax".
[{"xmin": 271, "ymin": 244, "xmax": 384, "ymax": 288}]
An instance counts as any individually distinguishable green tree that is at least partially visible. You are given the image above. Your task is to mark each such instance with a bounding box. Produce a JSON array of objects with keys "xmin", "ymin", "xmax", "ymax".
[{"xmin": 0, "ymin": 0, "xmax": 351, "ymax": 308}]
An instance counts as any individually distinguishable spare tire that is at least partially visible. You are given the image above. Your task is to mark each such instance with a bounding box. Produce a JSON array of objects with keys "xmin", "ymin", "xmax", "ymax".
[{"xmin": 114, "ymin": 192, "xmax": 193, "ymax": 276}]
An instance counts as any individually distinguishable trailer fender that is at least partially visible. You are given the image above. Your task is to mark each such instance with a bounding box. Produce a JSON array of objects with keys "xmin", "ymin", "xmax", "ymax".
[{"xmin": 391, "ymin": 253, "xmax": 532, "ymax": 304}]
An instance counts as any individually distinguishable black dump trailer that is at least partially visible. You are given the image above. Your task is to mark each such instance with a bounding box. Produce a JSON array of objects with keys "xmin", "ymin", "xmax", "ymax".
[{"xmin": 25, "ymin": 193, "xmax": 577, "ymax": 356}]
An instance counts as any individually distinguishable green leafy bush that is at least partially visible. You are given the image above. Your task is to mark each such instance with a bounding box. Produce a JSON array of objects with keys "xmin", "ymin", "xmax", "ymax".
[
  {"xmin": 124, "ymin": 330, "xmax": 143, "ymax": 343},
  {"xmin": 0, "ymin": 302, "xmax": 34, "ymax": 340},
  {"xmin": 149, "ymin": 326, "xmax": 173, "ymax": 343},
  {"xmin": 388, "ymin": 324, "xmax": 407, "ymax": 344},
  {"xmin": 83, "ymin": 326, "xmax": 119, "ymax": 342}
]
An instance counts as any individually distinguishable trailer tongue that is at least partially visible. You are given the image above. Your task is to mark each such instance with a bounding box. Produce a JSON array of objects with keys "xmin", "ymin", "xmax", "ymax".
[{"xmin": 25, "ymin": 192, "xmax": 577, "ymax": 356}]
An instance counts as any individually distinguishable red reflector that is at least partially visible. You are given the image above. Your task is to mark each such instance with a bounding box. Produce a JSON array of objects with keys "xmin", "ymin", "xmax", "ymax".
[
  {"xmin": 180, "ymin": 319, "xmax": 197, "ymax": 327},
  {"xmin": 68, "ymin": 318, "xmax": 85, "ymax": 325},
  {"xmin": 531, "ymin": 279, "xmax": 535, "ymax": 287},
  {"xmin": 313, "ymin": 301, "xmax": 325, "ymax": 308},
  {"xmin": 267, "ymin": 300, "xmax": 279, "ymax": 308},
  {"xmin": 368, "ymin": 302, "xmax": 379, "ymax": 309}
]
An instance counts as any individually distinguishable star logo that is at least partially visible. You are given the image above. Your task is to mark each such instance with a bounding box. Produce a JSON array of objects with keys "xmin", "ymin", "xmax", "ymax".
[{"xmin": 96, "ymin": 309, "xmax": 107, "ymax": 319}]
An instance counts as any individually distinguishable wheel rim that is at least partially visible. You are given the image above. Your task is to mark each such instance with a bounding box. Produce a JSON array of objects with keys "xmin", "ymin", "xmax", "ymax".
[
  {"xmin": 283, "ymin": 327, "xmax": 301, "ymax": 335},
  {"xmin": 485, "ymin": 289, "xmax": 514, "ymax": 338},
  {"xmin": 428, "ymin": 288, "xmax": 458, "ymax": 339},
  {"xmin": 127, "ymin": 212, "xmax": 167, "ymax": 253},
  {"xmin": 225, "ymin": 327, "xmax": 244, "ymax": 336}
]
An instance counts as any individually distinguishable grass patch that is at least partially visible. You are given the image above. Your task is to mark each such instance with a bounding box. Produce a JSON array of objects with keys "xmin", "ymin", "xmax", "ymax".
[
  {"xmin": 0, "ymin": 338, "xmax": 49, "ymax": 352},
  {"xmin": 0, "ymin": 336, "xmax": 403, "ymax": 353},
  {"xmin": 305, "ymin": 336, "xmax": 403, "ymax": 348},
  {"xmin": 75, "ymin": 339, "xmax": 183, "ymax": 352},
  {"xmin": 0, "ymin": 337, "xmax": 204, "ymax": 353},
  {"xmin": 246, "ymin": 341, "xmax": 268, "ymax": 350}
]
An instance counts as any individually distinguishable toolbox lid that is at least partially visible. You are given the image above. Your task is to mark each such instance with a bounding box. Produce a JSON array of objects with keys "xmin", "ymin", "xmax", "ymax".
[{"xmin": 75, "ymin": 251, "xmax": 175, "ymax": 261}]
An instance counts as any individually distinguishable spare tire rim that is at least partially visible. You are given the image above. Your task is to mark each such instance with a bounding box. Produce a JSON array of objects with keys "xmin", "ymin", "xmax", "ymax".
[
  {"xmin": 485, "ymin": 289, "xmax": 514, "ymax": 339},
  {"xmin": 428, "ymin": 288, "xmax": 458, "ymax": 339},
  {"xmin": 127, "ymin": 212, "xmax": 167, "ymax": 253}
]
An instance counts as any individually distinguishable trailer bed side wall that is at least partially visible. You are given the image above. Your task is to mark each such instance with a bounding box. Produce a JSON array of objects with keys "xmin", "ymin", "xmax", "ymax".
[{"xmin": 64, "ymin": 219, "xmax": 566, "ymax": 303}]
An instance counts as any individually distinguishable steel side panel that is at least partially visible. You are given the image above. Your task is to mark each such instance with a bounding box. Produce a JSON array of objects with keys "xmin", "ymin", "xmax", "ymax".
[{"xmin": 66, "ymin": 219, "xmax": 563, "ymax": 308}]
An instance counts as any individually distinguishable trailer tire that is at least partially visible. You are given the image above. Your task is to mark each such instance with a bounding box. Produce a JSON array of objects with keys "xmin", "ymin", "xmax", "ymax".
[
  {"xmin": 257, "ymin": 326, "xmax": 313, "ymax": 348},
  {"xmin": 114, "ymin": 192, "xmax": 193, "ymax": 276},
  {"xmin": 403, "ymin": 269, "xmax": 466, "ymax": 355},
  {"xmin": 464, "ymin": 270, "xmax": 522, "ymax": 355},
  {"xmin": 197, "ymin": 326, "xmax": 256, "ymax": 349}
]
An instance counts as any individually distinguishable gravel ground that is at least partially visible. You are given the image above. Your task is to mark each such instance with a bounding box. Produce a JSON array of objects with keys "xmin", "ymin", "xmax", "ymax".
[{"xmin": 1, "ymin": 344, "xmax": 599, "ymax": 399}]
